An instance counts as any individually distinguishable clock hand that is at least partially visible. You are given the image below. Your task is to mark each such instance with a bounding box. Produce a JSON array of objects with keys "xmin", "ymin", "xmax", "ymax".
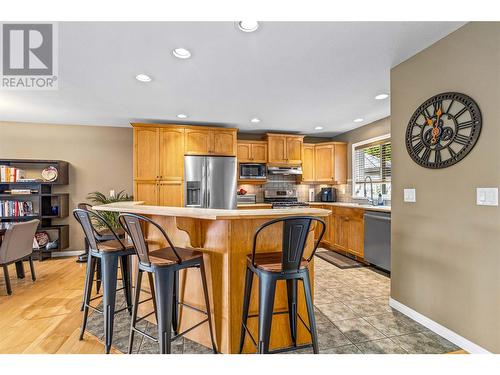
[{"xmin": 431, "ymin": 107, "xmax": 443, "ymax": 144}]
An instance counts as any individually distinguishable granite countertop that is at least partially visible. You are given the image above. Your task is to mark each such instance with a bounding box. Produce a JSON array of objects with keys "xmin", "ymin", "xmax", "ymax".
[
  {"xmin": 93, "ymin": 201, "xmax": 331, "ymax": 220},
  {"xmin": 307, "ymin": 201, "xmax": 391, "ymax": 213}
]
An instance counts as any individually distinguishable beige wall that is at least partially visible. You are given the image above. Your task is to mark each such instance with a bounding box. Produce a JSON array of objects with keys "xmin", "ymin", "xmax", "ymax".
[
  {"xmin": 391, "ymin": 23, "xmax": 500, "ymax": 353},
  {"xmin": 332, "ymin": 117, "xmax": 390, "ymax": 179},
  {"xmin": 0, "ymin": 121, "xmax": 133, "ymax": 251}
]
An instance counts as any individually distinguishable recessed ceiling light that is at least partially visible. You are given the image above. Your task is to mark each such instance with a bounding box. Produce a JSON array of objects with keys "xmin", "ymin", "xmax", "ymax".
[
  {"xmin": 173, "ymin": 48, "xmax": 191, "ymax": 59},
  {"xmin": 250, "ymin": 117, "xmax": 261, "ymax": 123},
  {"xmin": 375, "ymin": 93, "xmax": 389, "ymax": 100},
  {"xmin": 353, "ymin": 118, "xmax": 364, "ymax": 123},
  {"xmin": 135, "ymin": 74, "xmax": 152, "ymax": 82},
  {"xmin": 314, "ymin": 126, "xmax": 324, "ymax": 130},
  {"xmin": 238, "ymin": 21, "xmax": 259, "ymax": 33},
  {"xmin": 177, "ymin": 114, "xmax": 188, "ymax": 119}
]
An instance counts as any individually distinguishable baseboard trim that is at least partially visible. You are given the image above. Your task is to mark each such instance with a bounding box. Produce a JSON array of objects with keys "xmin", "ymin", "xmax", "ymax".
[
  {"xmin": 51, "ymin": 250, "xmax": 85, "ymax": 258},
  {"xmin": 389, "ymin": 297, "xmax": 491, "ymax": 354}
]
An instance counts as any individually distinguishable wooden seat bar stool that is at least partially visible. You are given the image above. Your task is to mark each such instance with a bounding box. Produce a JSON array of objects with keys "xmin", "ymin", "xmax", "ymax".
[
  {"xmin": 119, "ymin": 213, "xmax": 217, "ymax": 354},
  {"xmin": 73, "ymin": 208, "xmax": 134, "ymax": 354},
  {"xmin": 239, "ymin": 216, "xmax": 326, "ymax": 354}
]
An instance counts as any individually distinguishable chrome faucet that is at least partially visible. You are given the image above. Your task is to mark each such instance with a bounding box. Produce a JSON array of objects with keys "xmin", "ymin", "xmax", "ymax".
[{"xmin": 364, "ymin": 176, "xmax": 374, "ymax": 205}]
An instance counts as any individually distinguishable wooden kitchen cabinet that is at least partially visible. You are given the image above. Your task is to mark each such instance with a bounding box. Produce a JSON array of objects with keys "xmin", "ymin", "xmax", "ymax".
[
  {"xmin": 331, "ymin": 207, "xmax": 365, "ymax": 258},
  {"xmin": 237, "ymin": 140, "xmax": 268, "ymax": 163},
  {"xmin": 134, "ymin": 180, "xmax": 158, "ymax": 205},
  {"xmin": 159, "ymin": 127, "xmax": 185, "ymax": 181},
  {"xmin": 158, "ymin": 181, "xmax": 184, "ymax": 207},
  {"xmin": 266, "ymin": 134, "xmax": 304, "ymax": 164},
  {"xmin": 301, "ymin": 144, "xmax": 315, "ymax": 182},
  {"xmin": 185, "ymin": 127, "xmax": 237, "ymax": 156},
  {"xmin": 134, "ymin": 127, "xmax": 159, "ymax": 181},
  {"xmin": 314, "ymin": 144, "xmax": 335, "ymax": 182}
]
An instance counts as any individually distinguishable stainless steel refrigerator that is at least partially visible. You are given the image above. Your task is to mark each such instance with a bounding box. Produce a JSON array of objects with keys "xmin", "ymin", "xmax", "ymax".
[{"xmin": 184, "ymin": 155, "xmax": 237, "ymax": 209}]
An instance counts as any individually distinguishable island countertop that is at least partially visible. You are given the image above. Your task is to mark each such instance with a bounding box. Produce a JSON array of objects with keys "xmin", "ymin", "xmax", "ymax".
[{"xmin": 93, "ymin": 201, "xmax": 331, "ymax": 220}]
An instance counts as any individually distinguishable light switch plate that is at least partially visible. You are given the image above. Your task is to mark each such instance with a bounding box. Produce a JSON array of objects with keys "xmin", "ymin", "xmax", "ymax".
[
  {"xmin": 476, "ymin": 188, "xmax": 498, "ymax": 206},
  {"xmin": 404, "ymin": 188, "xmax": 416, "ymax": 203}
]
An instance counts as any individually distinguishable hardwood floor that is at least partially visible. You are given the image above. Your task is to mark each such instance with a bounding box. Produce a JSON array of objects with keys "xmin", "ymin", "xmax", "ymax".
[{"xmin": 0, "ymin": 257, "xmax": 118, "ymax": 354}]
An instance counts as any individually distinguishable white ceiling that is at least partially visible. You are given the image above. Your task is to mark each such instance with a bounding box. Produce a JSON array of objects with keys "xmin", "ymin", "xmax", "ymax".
[{"xmin": 0, "ymin": 22, "xmax": 465, "ymax": 136}]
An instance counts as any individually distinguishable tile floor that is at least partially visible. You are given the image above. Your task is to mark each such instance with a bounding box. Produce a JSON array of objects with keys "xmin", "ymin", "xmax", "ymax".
[{"xmin": 86, "ymin": 251, "xmax": 461, "ymax": 354}]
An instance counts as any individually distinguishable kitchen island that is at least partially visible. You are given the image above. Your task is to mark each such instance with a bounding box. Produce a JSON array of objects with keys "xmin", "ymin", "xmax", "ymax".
[{"xmin": 94, "ymin": 202, "xmax": 330, "ymax": 354}]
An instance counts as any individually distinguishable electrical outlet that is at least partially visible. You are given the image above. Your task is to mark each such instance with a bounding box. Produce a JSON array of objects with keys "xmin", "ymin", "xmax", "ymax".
[{"xmin": 404, "ymin": 188, "xmax": 416, "ymax": 203}]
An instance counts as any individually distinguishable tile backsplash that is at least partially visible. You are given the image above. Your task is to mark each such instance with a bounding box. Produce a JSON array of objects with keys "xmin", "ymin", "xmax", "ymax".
[{"xmin": 238, "ymin": 177, "xmax": 391, "ymax": 205}]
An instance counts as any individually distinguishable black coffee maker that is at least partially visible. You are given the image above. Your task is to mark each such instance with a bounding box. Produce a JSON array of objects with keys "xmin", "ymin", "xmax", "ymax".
[{"xmin": 320, "ymin": 187, "xmax": 337, "ymax": 202}]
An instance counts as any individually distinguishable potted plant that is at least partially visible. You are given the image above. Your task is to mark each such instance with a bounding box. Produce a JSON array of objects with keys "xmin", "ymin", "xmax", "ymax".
[{"xmin": 86, "ymin": 190, "xmax": 133, "ymax": 230}]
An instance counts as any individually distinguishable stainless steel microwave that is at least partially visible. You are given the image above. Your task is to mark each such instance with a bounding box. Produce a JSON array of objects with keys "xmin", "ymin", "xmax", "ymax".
[{"xmin": 239, "ymin": 163, "xmax": 267, "ymax": 180}]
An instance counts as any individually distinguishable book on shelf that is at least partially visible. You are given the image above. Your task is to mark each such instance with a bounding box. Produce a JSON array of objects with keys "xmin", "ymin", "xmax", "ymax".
[
  {"xmin": 4, "ymin": 189, "xmax": 37, "ymax": 195},
  {"xmin": 0, "ymin": 165, "xmax": 26, "ymax": 183},
  {"xmin": 0, "ymin": 200, "xmax": 35, "ymax": 217}
]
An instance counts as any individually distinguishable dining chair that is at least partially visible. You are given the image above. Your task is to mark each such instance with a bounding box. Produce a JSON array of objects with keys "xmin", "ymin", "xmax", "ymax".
[{"xmin": 0, "ymin": 219, "xmax": 40, "ymax": 295}]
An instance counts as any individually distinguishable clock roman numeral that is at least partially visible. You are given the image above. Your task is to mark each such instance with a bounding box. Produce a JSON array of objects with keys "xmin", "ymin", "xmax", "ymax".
[
  {"xmin": 454, "ymin": 134, "xmax": 471, "ymax": 146},
  {"xmin": 448, "ymin": 146, "xmax": 457, "ymax": 158},
  {"xmin": 457, "ymin": 120, "xmax": 475, "ymax": 130},
  {"xmin": 424, "ymin": 107, "xmax": 432, "ymax": 119},
  {"xmin": 445, "ymin": 99, "xmax": 454, "ymax": 114},
  {"xmin": 435, "ymin": 149, "xmax": 442, "ymax": 164},
  {"xmin": 411, "ymin": 133, "xmax": 420, "ymax": 141},
  {"xmin": 454, "ymin": 106, "xmax": 467, "ymax": 120},
  {"xmin": 422, "ymin": 148, "xmax": 431, "ymax": 162},
  {"xmin": 413, "ymin": 141, "xmax": 425, "ymax": 155},
  {"xmin": 434, "ymin": 100, "xmax": 443, "ymax": 113}
]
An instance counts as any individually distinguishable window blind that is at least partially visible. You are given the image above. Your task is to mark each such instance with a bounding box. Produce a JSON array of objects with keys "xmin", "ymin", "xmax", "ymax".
[{"xmin": 354, "ymin": 140, "xmax": 391, "ymax": 184}]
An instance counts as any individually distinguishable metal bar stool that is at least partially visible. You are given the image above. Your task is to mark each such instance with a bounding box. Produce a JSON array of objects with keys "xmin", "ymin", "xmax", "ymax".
[
  {"xmin": 73, "ymin": 208, "xmax": 135, "ymax": 354},
  {"xmin": 119, "ymin": 213, "xmax": 217, "ymax": 354},
  {"xmin": 239, "ymin": 216, "xmax": 326, "ymax": 354}
]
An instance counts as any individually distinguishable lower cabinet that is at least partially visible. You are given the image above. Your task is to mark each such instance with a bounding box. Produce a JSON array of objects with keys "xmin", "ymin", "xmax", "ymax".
[
  {"xmin": 134, "ymin": 180, "xmax": 184, "ymax": 207},
  {"xmin": 320, "ymin": 206, "xmax": 365, "ymax": 259}
]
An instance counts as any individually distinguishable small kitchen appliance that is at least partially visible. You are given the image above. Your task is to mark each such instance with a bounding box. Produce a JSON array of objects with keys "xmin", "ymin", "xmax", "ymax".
[
  {"xmin": 239, "ymin": 163, "xmax": 266, "ymax": 180},
  {"xmin": 320, "ymin": 187, "xmax": 337, "ymax": 202}
]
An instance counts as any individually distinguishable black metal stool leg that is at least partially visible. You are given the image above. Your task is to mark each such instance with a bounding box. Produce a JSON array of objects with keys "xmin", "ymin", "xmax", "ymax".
[
  {"xmin": 286, "ymin": 278, "xmax": 298, "ymax": 346},
  {"xmin": 101, "ymin": 253, "xmax": 119, "ymax": 354},
  {"xmin": 81, "ymin": 253, "xmax": 93, "ymax": 311},
  {"xmin": 96, "ymin": 259, "xmax": 102, "ymax": 294},
  {"xmin": 302, "ymin": 271, "xmax": 319, "ymax": 354},
  {"xmin": 120, "ymin": 254, "xmax": 133, "ymax": 314},
  {"xmin": 128, "ymin": 267, "xmax": 142, "ymax": 354},
  {"xmin": 147, "ymin": 273, "xmax": 158, "ymax": 324},
  {"xmin": 80, "ymin": 255, "xmax": 96, "ymax": 340},
  {"xmin": 239, "ymin": 266, "xmax": 254, "ymax": 353},
  {"xmin": 200, "ymin": 260, "xmax": 217, "ymax": 353},
  {"xmin": 154, "ymin": 268, "xmax": 174, "ymax": 354},
  {"xmin": 172, "ymin": 270, "xmax": 179, "ymax": 335},
  {"xmin": 258, "ymin": 273, "xmax": 277, "ymax": 354}
]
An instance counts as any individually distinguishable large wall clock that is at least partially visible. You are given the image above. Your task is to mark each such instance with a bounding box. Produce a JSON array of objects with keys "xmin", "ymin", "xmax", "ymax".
[{"xmin": 405, "ymin": 92, "xmax": 482, "ymax": 169}]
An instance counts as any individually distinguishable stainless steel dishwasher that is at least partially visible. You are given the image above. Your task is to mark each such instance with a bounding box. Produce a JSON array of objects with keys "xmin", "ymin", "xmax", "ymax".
[{"xmin": 364, "ymin": 211, "xmax": 391, "ymax": 272}]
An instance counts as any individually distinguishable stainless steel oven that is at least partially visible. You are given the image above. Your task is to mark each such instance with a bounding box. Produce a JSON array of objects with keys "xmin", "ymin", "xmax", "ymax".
[{"xmin": 239, "ymin": 163, "xmax": 266, "ymax": 180}]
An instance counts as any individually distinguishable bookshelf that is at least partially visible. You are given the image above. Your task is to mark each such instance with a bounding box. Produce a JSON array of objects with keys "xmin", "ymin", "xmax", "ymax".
[{"xmin": 0, "ymin": 159, "xmax": 70, "ymax": 260}]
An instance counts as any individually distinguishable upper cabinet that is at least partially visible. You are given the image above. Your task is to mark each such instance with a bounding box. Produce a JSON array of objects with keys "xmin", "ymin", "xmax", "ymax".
[
  {"xmin": 237, "ymin": 140, "xmax": 268, "ymax": 163},
  {"xmin": 301, "ymin": 141, "xmax": 347, "ymax": 184},
  {"xmin": 315, "ymin": 142, "xmax": 347, "ymax": 184},
  {"xmin": 185, "ymin": 127, "xmax": 237, "ymax": 156},
  {"xmin": 134, "ymin": 127, "xmax": 159, "ymax": 181},
  {"xmin": 301, "ymin": 144, "xmax": 315, "ymax": 182},
  {"xmin": 266, "ymin": 134, "xmax": 304, "ymax": 165},
  {"xmin": 159, "ymin": 127, "xmax": 185, "ymax": 181}
]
